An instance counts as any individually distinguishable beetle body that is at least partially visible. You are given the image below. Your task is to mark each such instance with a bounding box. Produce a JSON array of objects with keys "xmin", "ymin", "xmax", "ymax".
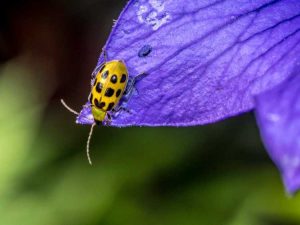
[
  {"xmin": 89, "ymin": 60, "xmax": 128, "ymax": 124},
  {"xmin": 61, "ymin": 57, "xmax": 146, "ymax": 164}
]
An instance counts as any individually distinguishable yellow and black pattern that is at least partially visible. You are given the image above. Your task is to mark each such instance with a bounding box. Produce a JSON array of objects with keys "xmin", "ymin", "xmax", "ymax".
[{"xmin": 89, "ymin": 60, "xmax": 128, "ymax": 122}]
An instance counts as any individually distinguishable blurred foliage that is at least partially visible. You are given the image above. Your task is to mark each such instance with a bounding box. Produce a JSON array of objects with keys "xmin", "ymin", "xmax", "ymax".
[{"xmin": 1, "ymin": 0, "xmax": 300, "ymax": 225}]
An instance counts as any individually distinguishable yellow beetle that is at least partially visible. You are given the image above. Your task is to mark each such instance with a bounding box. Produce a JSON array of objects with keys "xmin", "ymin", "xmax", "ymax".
[
  {"xmin": 89, "ymin": 60, "xmax": 128, "ymax": 125},
  {"xmin": 61, "ymin": 51, "xmax": 146, "ymax": 164}
]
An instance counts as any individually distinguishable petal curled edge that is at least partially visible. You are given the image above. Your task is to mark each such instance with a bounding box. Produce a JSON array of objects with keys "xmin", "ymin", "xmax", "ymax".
[
  {"xmin": 76, "ymin": 104, "xmax": 94, "ymax": 125},
  {"xmin": 255, "ymin": 67, "xmax": 300, "ymax": 194},
  {"xmin": 78, "ymin": 0, "xmax": 300, "ymax": 126}
]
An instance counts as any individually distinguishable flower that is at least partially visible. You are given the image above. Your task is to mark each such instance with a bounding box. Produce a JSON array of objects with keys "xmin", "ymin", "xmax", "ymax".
[{"xmin": 77, "ymin": 0, "xmax": 300, "ymax": 193}]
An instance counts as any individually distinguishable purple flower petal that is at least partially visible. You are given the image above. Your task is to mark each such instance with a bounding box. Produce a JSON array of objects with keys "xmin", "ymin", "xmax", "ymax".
[
  {"xmin": 255, "ymin": 69, "xmax": 300, "ymax": 194},
  {"xmin": 76, "ymin": 104, "xmax": 94, "ymax": 125},
  {"xmin": 78, "ymin": 0, "xmax": 300, "ymax": 126}
]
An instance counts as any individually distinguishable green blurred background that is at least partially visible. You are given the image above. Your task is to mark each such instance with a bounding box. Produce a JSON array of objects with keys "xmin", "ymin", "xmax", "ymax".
[{"xmin": 1, "ymin": 1, "xmax": 300, "ymax": 225}]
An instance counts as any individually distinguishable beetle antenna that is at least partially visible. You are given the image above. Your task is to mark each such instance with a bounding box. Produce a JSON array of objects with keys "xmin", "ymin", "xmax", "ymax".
[
  {"xmin": 87, "ymin": 123, "xmax": 96, "ymax": 165},
  {"xmin": 61, "ymin": 99, "xmax": 79, "ymax": 115}
]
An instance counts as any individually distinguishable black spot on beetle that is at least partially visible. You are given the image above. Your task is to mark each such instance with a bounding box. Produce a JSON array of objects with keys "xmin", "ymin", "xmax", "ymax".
[
  {"xmin": 120, "ymin": 74, "xmax": 127, "ymax": 83},
  {"xmin": 93, "ymin": 78, "xmax": 97, "ymax": 86},
  {"xmin": 94, "ymin": 98, "xmax": 105, "ymax": 109},
  {"xmin": 105, "ymin": 88, "xmax": 115, "ymax": 97},
  {"xmin": 102, "ymin": 70, "xmax": 109, "ymax": 79},
  {"xmin": 94, "ymin": 98, "xmax": 99, "ymax": 107},
  {"xmin": 116, "ymin": 89, "xmax": 122, "ymax": 97},
  {"xmin": 110, "ymin": 75, "xmax": 118, "ymax": 84},
  {"xmin": 138, "ymin": 45, "xmax": 152, "ymax": 57},
  {"xmin": 99, "ymin": 65, "xmax": 105, "ymax": 73},
  {"xmin": 99, "ymin": 102, "xmax": 105, "ymax": 109},
  {"xmin": 107, "ymin": 102, "xmax": 115, "ymax": 111},
  {"xmin": 96, "ymin": 82, "xmax": 103, "ymax": 93}
]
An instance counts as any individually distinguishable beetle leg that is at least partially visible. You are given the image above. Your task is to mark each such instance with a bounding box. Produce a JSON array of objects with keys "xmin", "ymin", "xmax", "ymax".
[
  {"xmin": 124, "ymin": 72, "xmax": 147, "ymax": 97},
  {"xmin": 103, "ymin": 113, "xmax": 112, "ymax": 126},
  {"xmin": 133, "ymin": 72, "xmax": 148, "ymax": 82},
  {"xmin": 113, "ymin": 105, "xmax": 131, "ymax": 114},
  {"xmin": 91, "ymin": 63, "xmax": 104, "ymax": 79}
]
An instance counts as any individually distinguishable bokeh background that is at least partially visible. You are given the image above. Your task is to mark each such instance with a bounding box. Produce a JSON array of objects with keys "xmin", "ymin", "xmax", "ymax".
[{"xmin": 1, "ymin": 1, "xmax": 300, "ymax": 225}]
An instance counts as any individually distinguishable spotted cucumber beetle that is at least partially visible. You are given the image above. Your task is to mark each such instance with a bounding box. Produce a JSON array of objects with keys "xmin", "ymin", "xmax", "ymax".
[{"xmin": 61, "ymin": 51, "xmax": 146, "ymax": 164}]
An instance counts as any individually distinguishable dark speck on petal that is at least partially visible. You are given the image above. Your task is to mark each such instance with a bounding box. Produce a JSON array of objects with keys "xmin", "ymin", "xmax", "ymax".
[{"xmin": 138, "ymin": 45, "xmax": 152, "ymax": 57}]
